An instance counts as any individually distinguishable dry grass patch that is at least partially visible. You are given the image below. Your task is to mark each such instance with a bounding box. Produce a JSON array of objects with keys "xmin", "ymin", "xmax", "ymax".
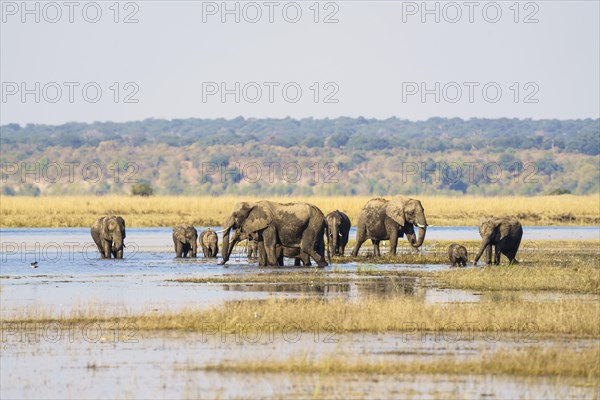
[
  {"xmin": 1, "ymin": 195, "xmax": 598, "ymax": 227},
  {"xmin": 201, "ymin": 346, "xmax": 600, "ymax": 381},
  {"xmin": 432, "ymin": 264, "xmax": 600, "ymax": 294},
  {"xmin": 3, "ymin": 297, "xmax": 599, "ymax": 337}
]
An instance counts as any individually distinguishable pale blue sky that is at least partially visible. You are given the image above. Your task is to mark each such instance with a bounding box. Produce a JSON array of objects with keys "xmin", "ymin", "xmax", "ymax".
[{"xmin": 1, "ymin": 1, "xmax": 599, "ymax": 125}]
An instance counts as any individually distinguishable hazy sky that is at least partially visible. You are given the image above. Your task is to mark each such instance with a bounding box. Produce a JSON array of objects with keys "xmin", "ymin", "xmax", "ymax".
[{"xmin": 1, "ymin": 1, "xmax": 599, "ymax": 125}]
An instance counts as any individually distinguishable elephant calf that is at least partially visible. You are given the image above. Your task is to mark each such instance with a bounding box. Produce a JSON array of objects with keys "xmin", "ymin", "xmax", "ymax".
[
  {"xmin": 326, "ymin": 210, "xmax": 351, "ymax": 257},
  {"xmin": 244, "ymin": 232, "xmax": 310, "ymax": 266},
  {"xmin": 173, "ymin": 224, "xmax": 198, "ymax": 258},
  {"xmin": 91, "ymin": 216, "xmax": 126, "ymax": 259},
  {"xmin": 200, "ymin": 228, "xmax": 219, "ymax": 258},
  {"xmin": 448, "ymin": 244, "xmax": 468, "ymax": 267}
]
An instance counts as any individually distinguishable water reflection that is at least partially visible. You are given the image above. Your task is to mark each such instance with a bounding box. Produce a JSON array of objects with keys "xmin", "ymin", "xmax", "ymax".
[{"xmin": 221, "ymin": 276, "xmax": 426, "ymax": 301}]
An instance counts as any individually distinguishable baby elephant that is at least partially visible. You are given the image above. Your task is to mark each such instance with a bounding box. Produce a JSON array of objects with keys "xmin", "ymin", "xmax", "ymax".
[
  {"xmin": 173, "ymin": 224, "xmax": 198, "ymax": 258},
  {"xmin": 200, "ymin": 228, "xmax": 219, "ymax": 258},
  {"xmin": 448, "ymin": 243, "xmax": 468, "ymax": 267}
]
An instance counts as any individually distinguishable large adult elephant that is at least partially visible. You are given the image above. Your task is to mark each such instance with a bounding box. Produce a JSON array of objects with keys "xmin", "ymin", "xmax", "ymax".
[
  {"xmin": 326, "ymin": 210, "xmax": 351, "ymax": 257},
  {"xmin": 172, "ymin": 224, "xmax": 198, "ymax": 258},
  {"xmin": 474, "ymin": 217, "xmax": 523, "ymax": 265},
  {"xmin": 351, "ymin": 197, "xmax": 427, "ymax": 256},
  {"xmin": 91, "ymin": 216, "xmax": 126, "ymax": 259},
  {"xmin": 219, "ymin": 201, "xmax": 328, "ymax": 267}
]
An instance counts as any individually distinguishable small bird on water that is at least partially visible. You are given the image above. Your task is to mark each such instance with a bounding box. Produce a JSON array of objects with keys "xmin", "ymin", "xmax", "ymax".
[{"xmin": 30, "ymin": 261, "xmax": 38, "ymax": 268}]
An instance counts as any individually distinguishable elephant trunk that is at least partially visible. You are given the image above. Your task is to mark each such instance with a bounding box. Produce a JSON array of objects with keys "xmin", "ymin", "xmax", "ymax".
[
  {"xmin": 221, "ymin": 228, "xmax": 231, "ymax": 263},
  {"xmin": 329, "ymin": 223, "xmax": 338, "ymax": 259},
  {"xmin": 412, "ymin": 226, "xmax": 426, "ymax": 248},
  {"xmin": 112, "ymin": 230, "xmax": 124, "ymax": 252},
  {"xmin": 474, "ymin": 237, "xmax": 490, "ymax": 263},
  {"xmin": 219, "ymin": 216, "xmax": 235, "ymax": 263}
]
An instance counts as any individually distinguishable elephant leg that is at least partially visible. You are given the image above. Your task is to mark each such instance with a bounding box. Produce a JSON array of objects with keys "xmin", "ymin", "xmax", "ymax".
[
  {"xmin": 96, "ymin": 243, "xmax": 106, "ymax": 258},
  {"xmin": 299, "ymin": 228, "xmax": 327, "ymax": 268},
  {"xmin": 302, "ymin": 252, "xmax": 312, "ymax": 266},
  {"xmin": 115, "ymin": 249, "xmax": 123, "ymax": 259},
  {"xmin": 294, "ymin": 258, "xmax": 301, "ymax": 266},
  {"xmin": 201, "ymin": 245, "xmax": 208, "ymax": 258},
  {"xmin": 191, "ymin": 243, "xmax": 197, "ymax": 258},
  {"xmin": 303, "ymin": 240, "xmax": 327, "ymax": 268},
  {"xmin": 494, "ymin": 249, "xmax": 501, "ymax": 265},
  {"xmin": 485, "ymin": 244, "xmax": 492, "ymax": 265},
  {"xmin": 102, "ymin": 241, "xmax": 112, "ymax": 259},
  {"xmin": 257, "ymin": 242, "xmax": 267, "ymax": 266},
  {"xmin": 372, "ymin": 240, "xmax": 381, "ymax": 257},
  {"xmin": 351, "ymin": 225, "xmax": 367, "ymax": 257},
  {"xmin": 388, "ymin": 230, "xmax": 399, "ymax": 256},
  {"xmin": 506, "ymin": 244, "xmax": 519, "ymax": 264},
  {"xmin": 262, "ymin": 228, "xmax": 279, "ymax": 266}
]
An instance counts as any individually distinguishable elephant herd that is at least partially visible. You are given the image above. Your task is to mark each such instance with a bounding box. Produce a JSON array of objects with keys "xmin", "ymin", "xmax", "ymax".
[{"xmin": 91, "ymin": 197, "xmax": 524, "ymax": 267}]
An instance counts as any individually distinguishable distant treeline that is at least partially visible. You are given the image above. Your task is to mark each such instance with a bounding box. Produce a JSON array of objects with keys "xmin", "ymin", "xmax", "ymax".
[
  {"xmin": 1, "ymin": 117, "xmax": 599, "ymax": 196},
  {"xmin": 2, "ymin": 117, "xmax": 599, "ymax": 155}
]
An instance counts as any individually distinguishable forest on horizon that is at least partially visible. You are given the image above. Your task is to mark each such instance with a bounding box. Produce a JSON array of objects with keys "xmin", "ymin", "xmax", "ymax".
[{"xmin": 1, "ymin": 116, "xmax": 599, "ymax": 197}]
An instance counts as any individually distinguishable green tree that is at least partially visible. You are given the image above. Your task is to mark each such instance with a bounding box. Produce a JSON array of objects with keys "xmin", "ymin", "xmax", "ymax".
[{"xmin": 131, "ymin": 181, "xmax": 153, "ymax": 196}]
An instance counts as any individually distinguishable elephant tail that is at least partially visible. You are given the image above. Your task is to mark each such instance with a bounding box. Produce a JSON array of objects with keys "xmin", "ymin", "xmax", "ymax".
[{"xmin": 325, "ymin": 222, "xmax": 332, "ymax": 263}]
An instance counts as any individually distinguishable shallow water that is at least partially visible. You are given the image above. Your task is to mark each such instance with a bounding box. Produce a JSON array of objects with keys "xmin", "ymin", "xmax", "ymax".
[
  {"xmin": 1, "ymin": 227, "xmax": 599, "ymax": 399},
  {"xmin": 1, "ymin": 330, "xmax": 597, "ymax": 399}
]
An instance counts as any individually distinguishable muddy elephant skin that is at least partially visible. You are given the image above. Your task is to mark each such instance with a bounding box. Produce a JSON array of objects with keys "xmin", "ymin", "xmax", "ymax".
[
  {"xmin": 448, "ymin": 243, "xmax": 468, "ymax": 267},
  {"xmin": 220, "ymin": 201, "xmax": 327, "ymax": 267},
  {"xmin": 474, "ymin": 217, "xmax": 523, "ymax": 265},
  {"xmin": 326, "ymin": 210, "xmax": 351, "ymax": 257},
  {"xmin": 352, "ymin": 197, "xmax": 427, "ymax": 257},
  {"xmin": 91, "ymin": 216, "xmax": 126, "ymax": 259},
  {"xmin": 199, "ymin": 228, "xmax": 219, "ymax": 258},
  {"xmin": 173, "ymin": 224, "xmax": 198, "ymax": 258}
]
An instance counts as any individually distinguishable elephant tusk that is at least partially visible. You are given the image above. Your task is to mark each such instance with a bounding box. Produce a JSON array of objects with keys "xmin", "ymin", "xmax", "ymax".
[
  {"xmin": 416, "ymin": 223, "xmax": 427, "ymax": 228},
  {"xmin": 216, "ymin": 228, "xmax": 230, "ymax": 233}
]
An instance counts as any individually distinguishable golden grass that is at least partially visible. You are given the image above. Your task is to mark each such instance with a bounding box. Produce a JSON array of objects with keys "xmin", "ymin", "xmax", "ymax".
[
  {"xmin": 3, "ymin": 297, "xmax": 599, "ymax": 337},
  {"xmin": 201, "ymin": 346, "xmax": 600, "ymax": 381},
  {"xmin": 1, "ymin": 194, "xmax": 598, "ymax": 227},
  {"xmin": 432, "ymin": 264, "xmax": 600, "ymax": 294},
  {"xmin": 167, "ymin": 261, "xmax": 600, "ymax": 294}
]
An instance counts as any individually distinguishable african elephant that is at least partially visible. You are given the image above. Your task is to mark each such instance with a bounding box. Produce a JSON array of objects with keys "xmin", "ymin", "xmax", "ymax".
[
  {"xmin": 199, "ymin": 228, "xmax": 219, "ymax": 258},
  {"xmin": 351, "ymin": 197, "xmax": 427, "ymax": 256},
  {"xmin": 326, "ymin": 210, "xmax": 351, "ymax": 257},
  {"xmin": 91, "ymin": 216, "xmax": 126, "ymax": 259},
  {"xmin": 220, "ymin": 201, "xmax": 328, "ymax": 267},
  {"xmin": 247, "ymin": 239, "xmax": 258, "ymax": 260},
  {"xmin": 474, "ymin": 217, "xmax": 523, "ymax": 265},
  {"xmin": 448, "ymin": 243, "xmax": 468, "ymax": 267},
  {"xmin": 238, "ymin": 230, "xmax": 311, "ymax": 266},
  {"xmin": 172, "ymin": 224, "xmax": 198, "ymax": 258}
]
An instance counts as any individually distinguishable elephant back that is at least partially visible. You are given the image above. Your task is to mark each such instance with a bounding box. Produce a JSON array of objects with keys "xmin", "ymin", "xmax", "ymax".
[{"xmin": 202, "ymin": 229, "xmax": 218, "ymax": 245}]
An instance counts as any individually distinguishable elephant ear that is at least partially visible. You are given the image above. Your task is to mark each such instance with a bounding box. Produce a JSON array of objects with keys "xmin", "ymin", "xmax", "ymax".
[
  {"xmin": 116, "ymin": 216, "xmax": 126, "ymax": 238},
  {"xmin": 385, "ymin": 200, "xmax": 406, "ymax": 227},
  {"xmin": 479, "ymin": 217, "xmax": 493, "ymax": 237},
  {"xmin": 175, "ymin": 228, "xmax": 187, "ymax": 244},
  {"xmin": 495, "ymin": 220, "xmax": 511, "ymax": 241},
  {"xmin": 242, "ymin": 206, "xmax": 272, "ymax": 233},
  {"xmin": 101, "ymin": 217, "xmax": 112, "ymax": 240}
]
